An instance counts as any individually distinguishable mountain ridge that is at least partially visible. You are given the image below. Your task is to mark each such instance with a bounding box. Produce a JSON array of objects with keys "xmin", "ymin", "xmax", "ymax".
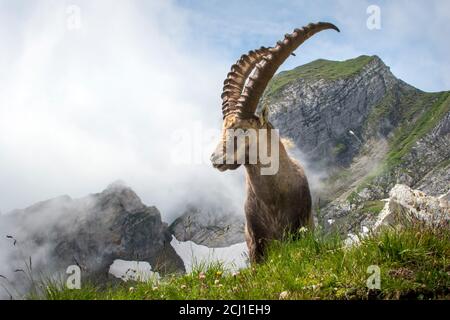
[{"xmin": 263, "ymin": 55, "xmax": 449, "ymax": 234}]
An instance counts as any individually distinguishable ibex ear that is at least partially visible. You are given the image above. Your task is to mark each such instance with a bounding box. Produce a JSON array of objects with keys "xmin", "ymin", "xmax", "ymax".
[{"xmin": 259, "ymin": 103, "xmax": 269, "ymax": 127}]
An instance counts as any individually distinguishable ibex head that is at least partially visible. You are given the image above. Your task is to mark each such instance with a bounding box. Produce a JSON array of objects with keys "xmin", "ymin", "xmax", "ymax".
[{"xmin": 211, "ymin": 22, "xmax": 339, "ymax": 172}]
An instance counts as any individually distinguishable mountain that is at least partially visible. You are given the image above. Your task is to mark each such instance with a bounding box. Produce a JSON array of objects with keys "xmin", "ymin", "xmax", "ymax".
[
  {"xmin": 0, "ymin": 182, "xmax": 246, "ymax": 298},
  {"xmin": 263, "ymin": 55, "xmax": 449, "ymax": 234},
  {"xmin": 169, "ymin": 204, "xmax": 245, "ymax": 248},
  {"xmin": 0, "ymin": 182, "xmax": 184, "ymax": 293}
]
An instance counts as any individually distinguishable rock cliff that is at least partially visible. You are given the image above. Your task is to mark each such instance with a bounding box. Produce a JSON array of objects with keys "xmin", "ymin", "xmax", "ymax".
[
  {"xmin": 0, "ymin": 182, "xmax": 184, "ymax": 291},
  {"xmin": 263, "ymin": 55, "xmax": 449, "ymax": 234}
]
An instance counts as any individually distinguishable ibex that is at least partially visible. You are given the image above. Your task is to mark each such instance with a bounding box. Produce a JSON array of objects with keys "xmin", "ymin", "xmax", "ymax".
[{"xmin": 210, "ymin": 22, "xmax": 340, "ymax": 263}]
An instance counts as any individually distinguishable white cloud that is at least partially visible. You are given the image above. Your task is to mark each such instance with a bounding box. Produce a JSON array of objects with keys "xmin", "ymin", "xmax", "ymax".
[
  {"xmin": 0, "ymin": 0, "xmax": 244, "ymax": 218},
  {"xmin": 0, "ymin": 0, "xmax": 448, "ymax": 216}
]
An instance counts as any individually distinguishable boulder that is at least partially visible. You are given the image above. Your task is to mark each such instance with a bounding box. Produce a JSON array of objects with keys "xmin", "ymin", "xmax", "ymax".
[
  {"xmin": 374, "ymin": 184, "xmax": 449, "ymax": 230},
  {"xmin": 170, "ymin": 204, "xmax": 245, "ymax": 248},
  {"xmin": 0, "ymin": 182, "xmax": 185, "ymax": 292}
]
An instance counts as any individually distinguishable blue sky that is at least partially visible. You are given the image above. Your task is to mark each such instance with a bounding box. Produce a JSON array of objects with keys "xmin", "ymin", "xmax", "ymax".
[
  {"xmin": 173, "ymin": 0, "xmax": 450, "ymax": 92},
  {"xmin": 0, "ymin": 0, "xmax": 449, "ymax": 215}
]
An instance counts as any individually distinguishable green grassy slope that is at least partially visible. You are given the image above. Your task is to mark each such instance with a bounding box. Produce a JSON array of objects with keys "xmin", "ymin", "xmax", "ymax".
[
  {"xmin": 265, "ymin": 55, "xmax": 375, "ymax": 98},
  {"xmin": 265, "ymin": 55, "xmax": 450, "ymax": 209},
  {"xmin": 39, "ymin": 226, "xmax": 449, "ymax": 300},
  {"xmin": 351, "ymin": 91, "xmax": 450, "ymax": 196}
]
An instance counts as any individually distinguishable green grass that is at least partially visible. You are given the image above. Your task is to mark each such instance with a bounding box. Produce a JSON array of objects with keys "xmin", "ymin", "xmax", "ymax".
[
  {"xmin": 332, "ymin": 143, "xmax": 347, "ymax": 156},
  {"xmin": 364, "ymin": 90, "xmax": 397, "ymax": 135},
  {"xmin": 341, "ymin": 90, "xmax": 450, "ymax": 198},
  {"xmin": 265, "ymin": 55, "xmax": 375, "ymax": 98},
  {"xmin": 36, "ymin": 225, "xmax": 449, "ymax": 300},
  {"xmin": 386, "ymin": 91, "xmax": 450, "ymax": 167},
  {"xmin": 361, "ymin": 201, "xmax": 385, "ymax": 215}
]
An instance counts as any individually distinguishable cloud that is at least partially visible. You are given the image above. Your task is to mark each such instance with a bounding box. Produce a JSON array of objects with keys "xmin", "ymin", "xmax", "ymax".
[
  {"xmin": 0, "ymin": 0, "xmax": 448, "ymax": 216},
  {"xmin": 176, "ymin": 0, "xmax": 450, "ymax": 91},
  {"xmin": 0, "ymin": 0, "xmax": 245, "ymax": 218}
]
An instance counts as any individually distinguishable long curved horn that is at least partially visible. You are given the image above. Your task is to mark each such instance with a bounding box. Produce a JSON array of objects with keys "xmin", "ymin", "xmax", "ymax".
[
  {"xmin": 221, "ymin": 47, "xmax": 271, "ymax": 118},
  {"xmin": 236, "ymin": 22, "xmax": 339, "ymax": 117}
]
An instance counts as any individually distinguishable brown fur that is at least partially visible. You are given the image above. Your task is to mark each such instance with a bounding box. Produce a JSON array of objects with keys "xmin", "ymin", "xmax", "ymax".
[
  {"xmin": 244, "ymin": 140, "xmax": 312, "ymax": 263},
  {"xmin": 211, "ymin": 115, "xmax": 312, "ymax": 263}
]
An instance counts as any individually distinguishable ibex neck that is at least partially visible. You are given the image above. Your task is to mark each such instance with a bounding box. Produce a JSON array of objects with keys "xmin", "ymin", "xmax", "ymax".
[{"xmin": 244, "ymin": 142, "xmax": 295, "ymax": 196}]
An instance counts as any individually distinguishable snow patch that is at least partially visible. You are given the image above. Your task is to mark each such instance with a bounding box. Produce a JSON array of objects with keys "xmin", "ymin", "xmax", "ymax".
[
  {"xmin": 108, "ymin": 259, "xmax": 160, "ymax": 282},
  {"xmin": 170, "ymin": 236, "xmax": 248, "ymax": 273}
]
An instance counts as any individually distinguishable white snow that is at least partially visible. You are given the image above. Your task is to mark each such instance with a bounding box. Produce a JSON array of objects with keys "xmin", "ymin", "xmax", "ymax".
[
  {"xmin": 170, "ymin": 236, "xmax": 248, "ymax": 273},
  {"xmin": 108, "ymin": 259, "xmax": 160, "ymax": 282}
]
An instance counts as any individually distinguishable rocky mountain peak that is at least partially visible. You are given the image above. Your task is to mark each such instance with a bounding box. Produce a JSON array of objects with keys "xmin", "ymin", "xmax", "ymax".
[
  {"xmin": 97, "ymin": 180, "xmax": 147, "ymax": 214},
  {"xmin": 0, "ymin": 183, "xmax": 185, "ymax": 295},
  {"xmin": 262, "ymin": 55, "xmax": 449, "ymax": 235},
  {"xmin": 263, "ymin": 55, "xmax": 404, "ymax": 171}
]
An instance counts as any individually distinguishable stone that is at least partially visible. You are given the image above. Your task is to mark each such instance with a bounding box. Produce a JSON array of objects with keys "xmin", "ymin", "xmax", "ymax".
[{"xmin": 374, "ymin": 184, "xmax": 449, "ymax": 230}]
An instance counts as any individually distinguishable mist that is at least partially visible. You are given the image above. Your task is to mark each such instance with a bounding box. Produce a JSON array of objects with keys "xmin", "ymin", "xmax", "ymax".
[{"xmin": 0, "ymin": 1, "xmax": 248, "ymax": 221}]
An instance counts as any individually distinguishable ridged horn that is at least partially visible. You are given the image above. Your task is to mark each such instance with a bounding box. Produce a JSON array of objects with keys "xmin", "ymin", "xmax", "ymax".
[
  {"xmin": 235, "ymin": 22, "xmax": 340, "ymax": 117},
  {"xmin": 221, "ymin": 47, "xmax": 271, "ymax": 118}
]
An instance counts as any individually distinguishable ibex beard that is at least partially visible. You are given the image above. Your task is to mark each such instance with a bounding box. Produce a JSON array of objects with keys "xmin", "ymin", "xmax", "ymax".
[{"xmin": 210, "ymin": 22, "xmax": 340, "ymax": 263}]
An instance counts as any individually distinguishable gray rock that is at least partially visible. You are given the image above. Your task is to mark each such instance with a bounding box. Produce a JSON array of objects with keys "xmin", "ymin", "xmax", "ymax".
[
  {"xmin": 0, "ymin": 182, "xmax": 185, "ymax": 290},
  {"xmin": 170, "ymin": 205, "xmax": 245, "ymax": 247},
  {"xmin": 265, "ymin": 56, "xmax": 408, "ymax": 169},
  {"xmin": 343, "ymin": 185, "xmax": 449, "ymax": 246},
  {"xmin": 265, "ymin": 56, "xmax": 449, "ymax": 234}
]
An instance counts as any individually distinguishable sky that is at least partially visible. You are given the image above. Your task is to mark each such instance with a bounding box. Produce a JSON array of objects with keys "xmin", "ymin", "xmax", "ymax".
[{"xmin": 0, "ymin": 0, "xmax": 449, "ymax": 218}]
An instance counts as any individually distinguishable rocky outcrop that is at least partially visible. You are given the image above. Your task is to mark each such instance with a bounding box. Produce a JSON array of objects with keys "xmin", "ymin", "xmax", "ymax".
[
  {"xmin": 320, "ymin": 100, "xmax": 449, "ymax": 234},
  {"xmin": 264, "ymin": 55, "xmax": 449, "ymax": 234},
  {"xmin": 170, "ymin": 205, "xmax": 245, "ymax": 247},
  {"xmin": 0, "ymin": 182, "xmax": 185, "ymax": 289},
  {"xmin": 374, "ymin": 185, "xmax": 449, "ymax": 230},
  {"xmin": 343, "ymin": 185, "xmax": 449, "ymax": 246},
  {"xmin": 265, "ymin": 55, "xmax": 409, "ymax": 169}
]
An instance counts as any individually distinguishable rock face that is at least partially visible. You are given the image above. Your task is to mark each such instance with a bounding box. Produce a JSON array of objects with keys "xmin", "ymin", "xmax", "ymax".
[
  {"xmin": 374, "ymin": 184, "xmax": 449, "ymax": 230},
  {"xmin": 264, "ymin": 55, "xmax": 450, "ymax": 234},
  {"xmin": 343, "ymin": 185, "xmax": 449, "ymax": 246},
  {"xmin": 170, "ymin": 205, "xmax": 245, "ymax": 247},
  {"xmin": 265, "ymin": 56, "xmax": 405, "ymax": 169},
  {"xmin": 0, "ymin": 182, "xmax": 184, "ymax": 288}
]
